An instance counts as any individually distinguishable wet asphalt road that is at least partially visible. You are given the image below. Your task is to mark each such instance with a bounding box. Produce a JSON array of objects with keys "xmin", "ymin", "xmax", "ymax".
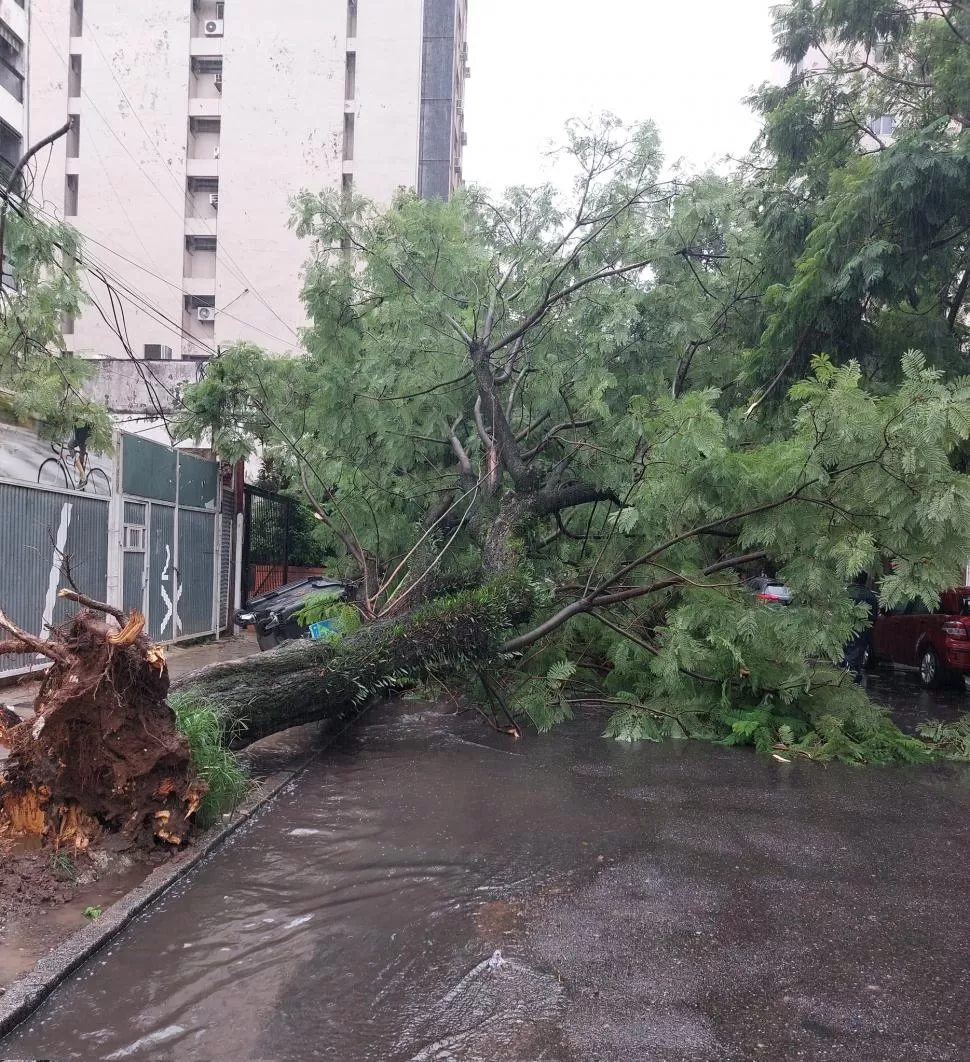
[{"xmin": 2, "ymin": 674, "xmax": 969, "ymax": 1061}]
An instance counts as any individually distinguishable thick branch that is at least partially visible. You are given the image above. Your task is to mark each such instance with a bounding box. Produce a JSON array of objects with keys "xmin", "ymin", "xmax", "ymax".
[
  {"xmin": 57, "ymin": 588, "xmax": 125, "ymax": 623},
  {"xmin": 0, "ymin": 610, "xmax": 73, "ymax": 665},
  {"xmin": 532, "ymin": 484, "xmax": 623, "ymax": 517}
]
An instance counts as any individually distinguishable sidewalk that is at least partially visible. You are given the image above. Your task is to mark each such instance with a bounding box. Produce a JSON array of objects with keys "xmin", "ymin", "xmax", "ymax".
[{"xmin": 2, "ymin": 633, "xmax": 261, "ymax": 718}]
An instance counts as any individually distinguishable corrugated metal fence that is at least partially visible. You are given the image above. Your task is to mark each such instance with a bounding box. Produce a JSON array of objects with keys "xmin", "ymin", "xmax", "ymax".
[
  {"xmin": 0, "ymin": 481, "xmax": 109, "ymax": 677},
  {"xmin": 0, "ymin": 431, "xmax": 234, "ymax": 682}
]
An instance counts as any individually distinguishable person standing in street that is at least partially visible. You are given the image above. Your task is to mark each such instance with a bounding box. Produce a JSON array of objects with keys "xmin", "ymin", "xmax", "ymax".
[{"xmin": 843, "ymin": 572, "xmax": 880, "ymax": 681}]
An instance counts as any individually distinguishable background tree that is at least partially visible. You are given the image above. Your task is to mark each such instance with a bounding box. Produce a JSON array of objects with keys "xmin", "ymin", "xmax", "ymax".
[
  {"xmin": 747, "ymin": 0, "xmax": 970, "ymax": 398},
  {"xmin": 0, "ymin": 163, "xmax": 110, "ymax": 449}
]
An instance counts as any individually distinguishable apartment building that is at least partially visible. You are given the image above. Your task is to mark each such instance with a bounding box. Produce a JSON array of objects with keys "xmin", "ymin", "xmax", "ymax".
[
  {"xmin": 0, "ymin": 0, "xmax": 27, "ymax": 185},
  {"xmin": 26, "ymin": 0, "xmax": 469, "ymax": 362}
]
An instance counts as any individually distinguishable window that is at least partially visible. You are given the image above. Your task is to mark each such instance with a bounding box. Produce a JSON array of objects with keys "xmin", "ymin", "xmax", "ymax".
[
  {"xmin": 66, "ymin": 116, "xmax": 81, "ymax": 158},
  {"xmin": 216, "ymin": 1, "xmax": 225, "ymax": 16},
  {"xmin": 190, "ymin": 116, "xmax": 222, "ymax": 135},
  {"xmin": 347, "ymin": 0, "xmax": 357, "ymax": 37},
  {"xmin": 343, "ymin": 113, "xmax": 355, "ymax": 161},
  {"xmin": 187, "ymin": 176, "xmax": 219, "ymax": 194},
  {"xmin": 0, "ymin": 119, "xmax": 22, "ymax": 168},
  {"xmin": 342, "ymin": 172, "xmax": 353, "ymax": 198},
  {"xmin": 0, "ymin": 58, "xmax": 23, "ymax": 103},
  {"xmin": 64, "ymin": 174, "xmax": 79, "ymax": 216},
  {"xmin": 70, "ymin": 0, "xmax": 83, "ymax": 36},
  {"xmin": 69, "ymin": 54, "xmax": 82, "ymax": 97},
  {"xmin": 871, "ymin": 115, "xmax": 896, "ymax": 137},
  {"xmin": 186, "ymin": 235, "xmax": 217, "ymax": 253},
  {"xmin": 192, "ymin": 56, "xmax": 223, "ymax": 75},
  {"xmin": 345, "ymin": 52, "xmax": 356, "ymax": 101}
]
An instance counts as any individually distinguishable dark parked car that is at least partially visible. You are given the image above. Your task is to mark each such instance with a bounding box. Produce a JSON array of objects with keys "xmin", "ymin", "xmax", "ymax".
[
  {"xmin": 870, "ymin": 588, "xmax": 970, "ymax": 688},
  {"xmin": 235, "ymin": 576, "xmax": 355, "ymax": 651}
]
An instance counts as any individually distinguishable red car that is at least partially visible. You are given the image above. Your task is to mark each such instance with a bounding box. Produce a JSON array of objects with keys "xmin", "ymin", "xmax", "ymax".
[{"xmin": 870, "ymin": 588, "xmax": 970, "ymax": 688}]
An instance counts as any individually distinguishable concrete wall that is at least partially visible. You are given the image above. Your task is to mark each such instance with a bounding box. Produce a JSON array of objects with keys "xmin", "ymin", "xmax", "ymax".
[{"xmin": 82, "ymin": 358, "xmax": 209, "ymax": 416}]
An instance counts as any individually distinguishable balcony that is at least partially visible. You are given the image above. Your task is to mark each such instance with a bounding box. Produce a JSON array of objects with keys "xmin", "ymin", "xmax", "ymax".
[
  {"xmin": 190, "ymin": 36, "xmax": 224, "ymax": 58},
  {"xmin": 189, "ymin": 97, "xmax": 221, "ymax": 118},
  {"xmin": 182, "ymin": 276, "xmax": 215, "ymax": 298},
  {"xmin": 0, "ymin": 0, "xmax": 27, "ymax": 47},
  {"xmin": 186, "ymin": 156, "xmax": 219, "ymax": 179}
]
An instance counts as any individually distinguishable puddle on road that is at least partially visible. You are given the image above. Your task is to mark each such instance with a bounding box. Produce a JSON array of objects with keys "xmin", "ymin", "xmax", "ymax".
[{"xmin": 2, "ymin": 700, "xmax": 970, "ymax": 1061}]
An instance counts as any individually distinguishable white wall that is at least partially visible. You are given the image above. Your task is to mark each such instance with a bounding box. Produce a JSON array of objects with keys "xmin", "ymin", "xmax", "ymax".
[
  {"xmin": 211, "ymin": 0, "xmax": 347, "ymax": 354},
  {"xmin": 29, "ymin": 0, "xmax": 193, "ymax": 360},
  {"xmin": 352, "ymin": 0, "xmax": 423, "ymax": 201}
]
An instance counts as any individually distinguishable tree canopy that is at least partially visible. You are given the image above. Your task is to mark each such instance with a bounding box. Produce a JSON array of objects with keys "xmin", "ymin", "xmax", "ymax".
[{"xmin": 180, "ymin": 103, "xmax": 970, "ymax": 763}]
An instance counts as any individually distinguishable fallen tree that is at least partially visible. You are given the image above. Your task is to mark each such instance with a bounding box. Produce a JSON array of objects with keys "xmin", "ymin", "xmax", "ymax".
[{"xmin": 0, "ymin": 577, "xmax": 535, "ymax": 848}]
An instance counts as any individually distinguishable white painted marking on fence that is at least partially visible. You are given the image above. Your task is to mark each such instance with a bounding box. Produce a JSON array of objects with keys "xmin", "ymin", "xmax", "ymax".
[
  {"xmin": 40, "ymin": 501, "xmax": 73, "ymax": 644},
  {"xmin": 159, "ymin": 543, "xmax": 183, "ymax": 636}
]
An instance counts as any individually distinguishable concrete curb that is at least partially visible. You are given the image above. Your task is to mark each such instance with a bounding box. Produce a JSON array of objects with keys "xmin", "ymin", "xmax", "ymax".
[{"xmin": 0, "ymin": 709, "xmax": 363, "ymax": 1040}]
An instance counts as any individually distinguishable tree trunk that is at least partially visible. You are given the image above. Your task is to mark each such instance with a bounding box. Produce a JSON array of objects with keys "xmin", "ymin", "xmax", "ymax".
[{"xmin": 0, "ymin": 577, "xmax": 534, "ymax": 848}]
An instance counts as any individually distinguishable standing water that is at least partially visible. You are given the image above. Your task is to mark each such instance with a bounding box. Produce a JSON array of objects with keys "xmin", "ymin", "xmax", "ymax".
[{"xmin": 2, "ymin": 700, "xmax": 969, "ymax": 1060}]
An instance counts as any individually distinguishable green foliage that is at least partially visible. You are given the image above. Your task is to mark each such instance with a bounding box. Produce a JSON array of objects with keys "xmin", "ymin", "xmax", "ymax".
[
  {"xmin": 917, "ymin": 717, "xmax": 970, "ymax": 762},
  {"xmin": 511, "ymin": 660, "xmax": 578, "ymax": 732},
  {"xmin": 48, "ymin": 850, "xmax": 78, "ymax": 881},
  {"xmin": 170, "ymin": 692, "xmax": 251, "ymax": 827},
  {"xmin": 294, "ymin": 590, "xmax": 362, "ymax": 639},
  {"xmin": 0, "ymin": 206, "xmax": 111, "ymax": 450},
  {"xmin": 747, "ymin": 1, "xmax": 970, "ymax": 389},
  {"xmin": 83, "ymin": 905, "xmax": 103, "ymax": 920}
]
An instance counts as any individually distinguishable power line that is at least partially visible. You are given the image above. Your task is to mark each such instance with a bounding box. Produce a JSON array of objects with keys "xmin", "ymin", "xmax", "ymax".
[{"xmin": 28, "ymin": 187, "xmax": 298, "ymax": 352}]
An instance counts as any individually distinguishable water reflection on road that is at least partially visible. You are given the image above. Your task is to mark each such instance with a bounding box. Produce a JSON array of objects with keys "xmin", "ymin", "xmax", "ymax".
[
  {"xmin": 2, "ymin": 690, "xmax": 969, "ymax": 1061},
  {"xmin": 866, "ymin": 667, "xmax": 969, "ymax": 730}
]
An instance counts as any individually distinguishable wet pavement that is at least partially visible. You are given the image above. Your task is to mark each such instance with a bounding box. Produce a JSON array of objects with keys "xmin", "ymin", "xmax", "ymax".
[{"xmin": 2, "ymin": 683, "xmax": 969, "ymax": 1061}]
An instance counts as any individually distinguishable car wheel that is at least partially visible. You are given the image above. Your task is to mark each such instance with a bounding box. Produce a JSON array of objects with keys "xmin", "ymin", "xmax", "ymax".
[
  {"xmin": 256, "ymin": 629, "xmax": 280, "ymax": 652},
  {"xmin": 919, "ymin": 647, "xmax": 945, "ymax": 689}
]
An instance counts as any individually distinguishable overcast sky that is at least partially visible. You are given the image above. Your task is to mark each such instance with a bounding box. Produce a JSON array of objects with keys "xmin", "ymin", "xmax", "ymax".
[{"xmin": 463, "ymin": 0, "xmax": 788, "ymax": 193}]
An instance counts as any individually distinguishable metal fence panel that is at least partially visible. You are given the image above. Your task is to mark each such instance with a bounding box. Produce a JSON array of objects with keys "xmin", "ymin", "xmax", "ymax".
[
  {"xmin": 122, "ymin": 551, "xmax": 145, "ymax": 615},
  {"xmin": 147, "ymin": 504, "xmax": 177, "ymax": 643},
  {"xmin": 177, "ymin": 508, "xmax": 216, "ymax": 638},
  {"xmin": 0, "ymin": 481, "xmax": 108, "ymax": 678}
]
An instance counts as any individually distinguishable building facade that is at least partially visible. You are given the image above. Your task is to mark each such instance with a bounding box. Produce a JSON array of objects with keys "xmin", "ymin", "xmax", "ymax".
[
  {"xmin": 26, "ymin": 0, "xmax": 468, "ymax": 361},
  {"xmin": 0, "ymin": 0, "xmax": 27, "ymax": 184}
]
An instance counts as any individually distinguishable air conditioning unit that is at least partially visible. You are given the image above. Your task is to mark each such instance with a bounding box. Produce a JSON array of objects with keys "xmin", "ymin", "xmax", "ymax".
[
  {"xmin": 214, "ymin": 73, "xmax": 223, "ymax": 91},
  {"xmin": 144, "ymin": 343, "xmax": 173, "ymax": 361},
  {"xmin": 204, "ymin": 19, "xmax": 224, "ymax": 36},
  {"xmin": 209, "ymin": 193, "xmax": 219, "ymax": 209},
  {"xmin": 213, "ymin": 146, "xmax": 220, "ymax": 159},
  {"xmin": 197, "ymin": 306, "xmax": 216, "ymax": 322}
]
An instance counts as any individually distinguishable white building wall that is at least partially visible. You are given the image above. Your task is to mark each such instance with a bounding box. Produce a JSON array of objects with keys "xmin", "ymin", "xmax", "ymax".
[
  {"xmin": 26, "ymin": 0, "xmax": 467, "ymax": 362},
  {"xmin": 0, "ymin": 0, "xmax": 29, "ymax": 164},
  {"xmin": 352, "ymin": 0, "xmax": 423, "ymax": 202},
  {"xmin": 211, "ymin": 0, "xmax": 347, "ymax": 354}
]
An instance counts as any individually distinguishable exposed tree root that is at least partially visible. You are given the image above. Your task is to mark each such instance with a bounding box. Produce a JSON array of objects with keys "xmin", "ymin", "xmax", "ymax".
[{"xmin": 0, "ymin": 595, "xmax": 206, "ymax": 848}]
